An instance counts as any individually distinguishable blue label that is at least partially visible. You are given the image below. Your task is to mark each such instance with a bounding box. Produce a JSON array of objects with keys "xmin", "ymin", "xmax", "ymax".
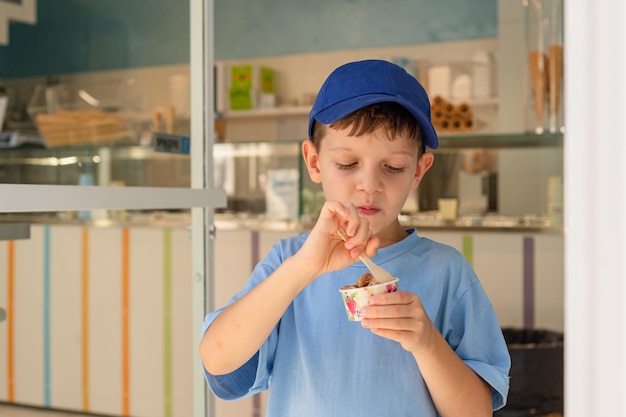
[{"xmin": 180, "ymin": 136, "xmax": 190, "ymax": 154}]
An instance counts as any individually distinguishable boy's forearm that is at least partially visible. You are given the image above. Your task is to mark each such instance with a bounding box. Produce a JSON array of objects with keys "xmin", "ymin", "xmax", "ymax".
[
  {"xmin": 413, "ymin": 331, "xmax": 493, "ymax": 417},
  {"xmin": 200, "ymin": 255, "xmax": 314, "ymax": 376}
]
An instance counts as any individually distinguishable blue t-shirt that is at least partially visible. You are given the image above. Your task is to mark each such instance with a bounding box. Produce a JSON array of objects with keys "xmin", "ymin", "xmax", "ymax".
[{"xmin": 202, "ymin": 229, "xmax": 510, "ymax": 417}]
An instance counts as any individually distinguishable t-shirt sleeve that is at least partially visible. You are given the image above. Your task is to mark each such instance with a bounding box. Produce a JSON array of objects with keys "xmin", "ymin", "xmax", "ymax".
[
  {"xmin": 201, "ymin": 318, "xmax": 279, "ymax": 400},
  {"xmin": 200, "ymin": 243, "xmax": 287, "ymax": 400},
  {"xmin": 446, "ymin": 278, "xmax": 511, "ymax": 411}
]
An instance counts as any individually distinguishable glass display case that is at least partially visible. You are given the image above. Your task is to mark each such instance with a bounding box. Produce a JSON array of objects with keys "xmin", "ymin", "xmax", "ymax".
[
  {"xmin": 0, "ymin": 131, "xmax": 563, "ymax": 230},
  {"xmin": 213, "ymin": 140, "xmax": 315, "ymax": 217},
  {"xmin": 0, "ymin": 143, "xmax": 191, "ymax": 188}
]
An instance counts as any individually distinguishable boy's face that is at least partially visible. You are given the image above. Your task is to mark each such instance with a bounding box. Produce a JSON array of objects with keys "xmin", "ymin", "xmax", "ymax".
[{"xmin": 303, "ymin": 124, "xmax": 434, "ymax": 242}]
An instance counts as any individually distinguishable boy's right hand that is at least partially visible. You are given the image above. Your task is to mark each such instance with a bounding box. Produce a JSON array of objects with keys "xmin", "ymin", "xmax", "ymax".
[{"xmin": 292, "ymin": 201, "xmax": 380, "ymax": 282}]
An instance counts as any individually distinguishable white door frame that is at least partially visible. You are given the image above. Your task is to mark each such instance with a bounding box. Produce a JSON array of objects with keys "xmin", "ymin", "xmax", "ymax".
[
  {"xmin": 190, "ymin": 1, "xmax": 217, "ymax": 416},
  {"xmin": 565, "ymin": 0, "xmax": 626, "ymax": 416}
]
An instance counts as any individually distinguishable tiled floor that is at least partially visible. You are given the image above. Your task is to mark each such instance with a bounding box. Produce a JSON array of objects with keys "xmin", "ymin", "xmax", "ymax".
[{"xmin": 0, "ymin": 403, "xmax": 110, "ymax": 417}]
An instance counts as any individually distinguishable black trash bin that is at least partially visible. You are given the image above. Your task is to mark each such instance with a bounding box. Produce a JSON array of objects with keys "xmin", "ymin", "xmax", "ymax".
[{"xmin": 495, "ymin": 328, "xmax": 564, "ymax": 417}]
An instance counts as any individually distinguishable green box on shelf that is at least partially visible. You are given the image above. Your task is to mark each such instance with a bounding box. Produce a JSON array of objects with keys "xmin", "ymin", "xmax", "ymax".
[
  {"xmin": 228, "ymin": 65, "xmax": 275, "ymax": 110},
  {"xmin": 258, "ymin": 67, "xmax": 275, "ymax": 93},
  {"xmin": 230, "ymin": 65, "xmax": 254, "ymax": 90},
  {"xmin": 229, "ymin": 88, "xmax": 253, "ymax": 110}
]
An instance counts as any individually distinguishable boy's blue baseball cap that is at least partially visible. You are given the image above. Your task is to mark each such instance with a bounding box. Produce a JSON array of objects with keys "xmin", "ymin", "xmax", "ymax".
[{"xmin": 308, "ymin": 59, "xmax": 438, "ymax": 149}]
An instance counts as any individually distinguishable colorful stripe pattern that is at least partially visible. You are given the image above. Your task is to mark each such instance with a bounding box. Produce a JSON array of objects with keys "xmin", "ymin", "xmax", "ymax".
[
  {"xmin": 43, "ymin": 226, "xmax": 51, "ymax": 406},
  {"xmin": 163, "ymin": 229, "xmax": 173, "ymax": 417},
  {"xmin": 2, "ymin": 226, "xmax": 547, "ymax": 415},
  {"xmin": 7, "ymin": 241, "xmax": 15, "ymax": 402},
  {"xmin": 251, "ymin": 231, "xmax": 262, "ymax": 417},
  {"xmin": 462, "ymin": 235, "xmax": 474, "ymax": 266},
  {"xmin": 121, "ymin": 228, "xmax": 130, "ymax": 416},
  {"xmin": 523, "ymin": 237, "xmax": 535, "ymax": 328},
  {"xmin": 2, "ymin": 226, "xmax": 176, "ymax": 415},
  {"xmin": 81, "ymin": 227, "xmax": 90, "ymax": 411}
]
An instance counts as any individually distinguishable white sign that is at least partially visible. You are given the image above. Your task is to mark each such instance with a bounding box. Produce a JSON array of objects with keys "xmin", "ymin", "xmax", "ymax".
[{"xmin": 0, "ymin": 0, "xmax": 37, "ymax": 46}]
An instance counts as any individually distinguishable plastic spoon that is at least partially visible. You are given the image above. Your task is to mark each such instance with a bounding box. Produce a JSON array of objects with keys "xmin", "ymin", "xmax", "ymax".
[{"xmin": 336, "ymin": 229, "xmax": 394, "ymax": 283}]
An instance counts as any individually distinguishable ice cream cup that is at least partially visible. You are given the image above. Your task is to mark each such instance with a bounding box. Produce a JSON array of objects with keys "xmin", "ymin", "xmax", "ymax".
[{"xmin": 339, "ymin": 278, "xmax": 399, "ymax": 321}]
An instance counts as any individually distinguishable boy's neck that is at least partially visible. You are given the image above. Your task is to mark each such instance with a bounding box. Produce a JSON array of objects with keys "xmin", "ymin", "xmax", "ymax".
[{"xmin": 375, "ymin": 221, "xmax": 410, "ymax": 248}]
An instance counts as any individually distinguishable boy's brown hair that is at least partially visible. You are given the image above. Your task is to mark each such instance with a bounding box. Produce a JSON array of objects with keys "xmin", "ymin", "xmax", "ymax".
[{"xmin": 310, "ymin": 102, "xmax": 424, "ymax": 157}]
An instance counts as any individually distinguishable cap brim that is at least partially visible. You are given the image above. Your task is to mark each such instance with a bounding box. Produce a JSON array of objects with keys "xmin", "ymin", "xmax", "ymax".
[{"xmin": 311, "ymin": 93, "xmax": 438, "ymax": 149}]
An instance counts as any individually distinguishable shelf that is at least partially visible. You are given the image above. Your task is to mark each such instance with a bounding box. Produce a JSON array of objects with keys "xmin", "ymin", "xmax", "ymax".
[
  {"xmin": 219, "ymin": 103, "xmax": 499, "ymax": 119},
  {"xmin": 0, "ymin": 132, "xmax": 564, "ymax": 158},
  {"xmin": 220, "ymin": 105, "xmax": 311, "ymax": 119},
  {"xmin": 217, "ymin": 105, "xmax": 561, "ymax": 148},
  {"xmin": 436, "ymin": 131, "xmax": 563, "ymax": 149}
]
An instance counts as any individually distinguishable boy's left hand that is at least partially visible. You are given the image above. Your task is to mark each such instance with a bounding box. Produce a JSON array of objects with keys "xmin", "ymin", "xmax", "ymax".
[{"xmin": 359, "ymin": 291, "xmax": 437, "ymax": 354}]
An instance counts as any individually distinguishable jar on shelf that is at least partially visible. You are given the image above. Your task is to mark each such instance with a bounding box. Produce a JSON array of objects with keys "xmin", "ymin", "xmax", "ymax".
[{"xmin": 524, "ymin": 0, "xmax": 564, "ymax": 134}]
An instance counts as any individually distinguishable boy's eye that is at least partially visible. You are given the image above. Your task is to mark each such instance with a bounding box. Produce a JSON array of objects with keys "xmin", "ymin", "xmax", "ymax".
[
  {"xmin": 385, "ymin": 165, "xmax": 405, "ymax": 173},
  {"xmin": 335, "ymin": 162, "xmax": 406, "ymax": 172},
  {"xmin": 336, "ymin": 162, "xmax": 357, "ymax": 170}
]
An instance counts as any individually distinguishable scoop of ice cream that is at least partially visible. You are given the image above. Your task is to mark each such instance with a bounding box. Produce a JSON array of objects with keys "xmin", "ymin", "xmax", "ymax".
[
  {"xmin": 356, "ymin": 272, "xmax": 376, "ymax": 288},
  {"xmin": 341, "ymin": 273, "xmax": 377, "ymax": 290}
]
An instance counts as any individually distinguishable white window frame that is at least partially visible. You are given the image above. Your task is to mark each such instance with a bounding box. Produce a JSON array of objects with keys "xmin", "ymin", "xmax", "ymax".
[
  {"xmin": 0, "ymin": 1, "xmax": 221, "ymax": 416},
  {"xmin": 565, "ymin": 0, "xmax": 626, "ymax": 416}
]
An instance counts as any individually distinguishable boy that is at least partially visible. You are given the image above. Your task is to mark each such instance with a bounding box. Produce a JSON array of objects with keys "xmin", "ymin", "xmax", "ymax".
[{"xmin": 200, "ymin": 59, "xmax": 510, "ymax": 417}]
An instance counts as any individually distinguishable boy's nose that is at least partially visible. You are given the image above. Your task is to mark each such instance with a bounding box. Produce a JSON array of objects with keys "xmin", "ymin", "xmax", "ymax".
[{"xmin": 356, "ymin": 169, "xmax": 383, "ymax": 194}]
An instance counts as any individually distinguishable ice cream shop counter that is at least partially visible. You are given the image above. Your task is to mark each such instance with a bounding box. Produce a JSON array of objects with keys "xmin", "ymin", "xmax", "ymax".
[{"xmin": 0, "ymin": 212, "xmax": 563, "ymax": 416}]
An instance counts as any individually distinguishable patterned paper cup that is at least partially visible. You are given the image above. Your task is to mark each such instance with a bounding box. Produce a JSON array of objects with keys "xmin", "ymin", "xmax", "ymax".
[{"xmin": 339, "ymin": 278, "xmax": 399, "ymax": 321}]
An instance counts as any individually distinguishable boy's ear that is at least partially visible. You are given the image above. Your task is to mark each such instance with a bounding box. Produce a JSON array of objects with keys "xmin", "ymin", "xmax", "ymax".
[
  {"xmin": 302, "ymin": 140, "xmax": 323, "ymax": 184},
  {"xmin": 412, "ymin": 152, "xmax": 435, "ymax": 190}
]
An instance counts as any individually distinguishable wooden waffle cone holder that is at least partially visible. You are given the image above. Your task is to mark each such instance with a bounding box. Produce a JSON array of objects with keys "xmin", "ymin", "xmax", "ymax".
[
  {"xmin": 35, "ymin": 109, "xmax": 133, "ymax": 147},
  {"xmin": 431, "ymin": 96, "xmax": 474, "ymax": 133}
]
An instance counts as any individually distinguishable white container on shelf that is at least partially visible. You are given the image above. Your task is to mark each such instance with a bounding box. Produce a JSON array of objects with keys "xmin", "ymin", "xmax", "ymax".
[{"xmin": 266, "ymin": 168, "xmax": 299, "ymax": 221}]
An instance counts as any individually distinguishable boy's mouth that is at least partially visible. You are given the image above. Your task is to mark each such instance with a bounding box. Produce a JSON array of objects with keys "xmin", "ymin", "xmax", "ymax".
[{"xmin": 357, "ymin": 206, "xmax": 380, "ymax": 216}]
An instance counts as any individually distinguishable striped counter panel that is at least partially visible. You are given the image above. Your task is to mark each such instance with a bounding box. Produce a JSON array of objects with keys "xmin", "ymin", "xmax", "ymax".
[
  {"xmin": 0, "ymin": 225, "xmax": 193, "ymax": 417},
  {"xmin": 1, "ymin": 226, "xmax": 563, "ymax": 417}
]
